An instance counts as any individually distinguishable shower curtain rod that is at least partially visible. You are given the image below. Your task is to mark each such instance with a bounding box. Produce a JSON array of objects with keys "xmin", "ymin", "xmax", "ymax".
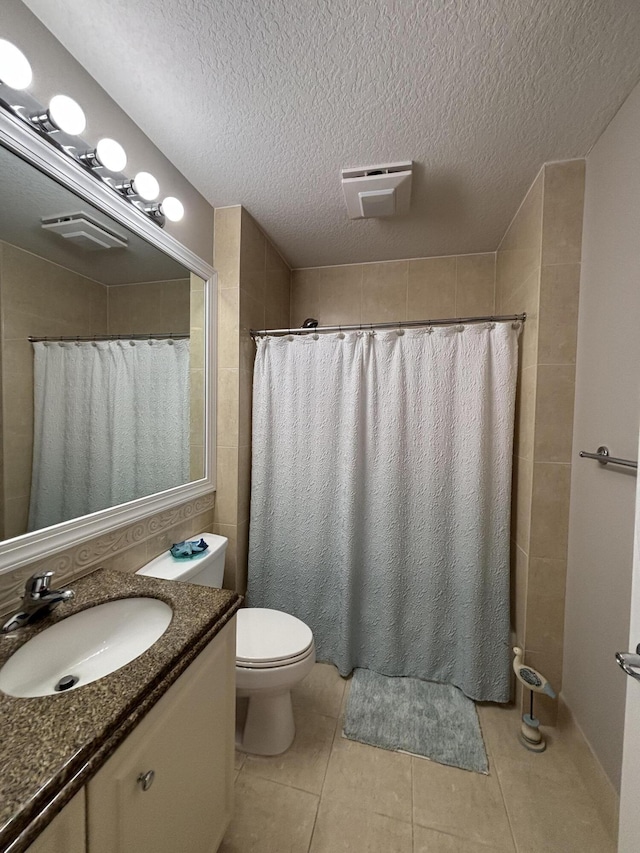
[
  {"xmin": 250, "ymin": 313, "xmax": 526, "ymax": 338},
  {"xmin": 27, "ymin": 332, "xmax": 190, "ymax": 343}
]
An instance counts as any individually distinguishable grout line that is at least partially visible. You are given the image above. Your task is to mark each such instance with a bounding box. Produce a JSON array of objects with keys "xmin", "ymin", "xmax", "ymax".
[
  {"xmin": 292, "ymin": 250, "xmax": 496, "ymax": 272},
  {"xmin": 410, "ymin": 755, "xmax": 415, "ymax": 849},
  {"xmin": 491, "ymin": 756, "xmax": 520, "ymax": 853}
]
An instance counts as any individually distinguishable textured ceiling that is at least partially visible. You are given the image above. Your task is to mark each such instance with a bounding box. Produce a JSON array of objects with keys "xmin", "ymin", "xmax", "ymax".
[{"xmin": 22, "ymin": 0, "xmax": 640, "ymax": 268}]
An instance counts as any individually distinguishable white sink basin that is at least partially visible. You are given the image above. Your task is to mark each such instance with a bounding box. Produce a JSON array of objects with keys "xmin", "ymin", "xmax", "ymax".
[{"xmin": 0, "ymin": 597, "xmax": 173, "ymax": 698}]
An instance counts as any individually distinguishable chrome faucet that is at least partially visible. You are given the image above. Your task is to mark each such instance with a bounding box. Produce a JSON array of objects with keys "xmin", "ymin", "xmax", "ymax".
[{"xmin": 1, "ymin": 571, "xmax": 75, "ymax": 633}]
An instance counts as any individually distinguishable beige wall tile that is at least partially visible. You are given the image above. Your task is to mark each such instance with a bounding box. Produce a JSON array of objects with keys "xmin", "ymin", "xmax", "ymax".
[
  {"xmin": 499, "ymin": 170, "xmax": 543, "ymax": 254},
  {"xmin": 240, "ymin": 208, "xmax": 266, "ymax": 274},
  {"xmin": 3, "ymin": 369, "xmax": 34, "ymax": 433},
  {"xmin": 456, "ymin": 253, "xmax": 496, "ymax": 316},
  {"xmin": 514, "ymin": 364, "xmax": 536, "ymax": 461},
  {"xmin": 512, "ymin": 541, "xmax": 528, "ymax": 647},
  {"xmin": 290, "ymin": 268, "xmax": 321, "ymax": 327},
  {"xmin": 265, "ymin": 269, "xmax": 290, "ymax": 330},
  {"xmin": 239, "ymin": 292, "xmax": 262, "ymax": 375},
  {"xmin": 265, "ymin": 240, "xmax": 289, "ymax": 272},
  {"xmin": 512, "ymin": 455, "xmax": 533, "ymax": 552},
  {"xmin": 533, "ymin": 364, "xmax": 576, "ymax": 463},
  {"xmin": 217, "ymin": 368, "xmax": 239, "ymax": 448},
  {"xmin": 213, "ymin": 206, "xmax": 241, "ymax": 290},
  {"xmin": 529, "ymin": 462, "xmax": 571, "ymax": 559},
  {"xmin": 525, "ymin": 557, "xmax": 567, "ymax": 656},
  {"xmin": 105, "ymin": 540, "xmax": 149, "ymax": 574},
  {"xmin": 218, "ymin": 287, "xmax": 239, "ymax": 369},
  {"xmin": 189, "ymin": 367, "xmax": 205, "ymax": 402},
  {"xmin": 407, "ymin": 256, "xmax": 456, "ymax": 319},
  {"xmin": 236, "ymin": 518, "xmax": 249, "ymax": 595},
  {"xmin": 239, "ymin": 368, "xmax": 253, "ymax": 448},
  {"xmin": 190, "ymin": 273, "xmax": 205, "ymax": 292},
  {"xmin": 361, "ymin": 261, "xmax": 408, "ymax": 323},
  {"xmin": 3, "ymin": 337, "xmax": 33, "ymax": 377},
  {"xmin": 4, "ymin": 496, "xmax": 29, "ymax": 541},
  {"xmin": 541, "ymin": 160, "xmax": 586, "ymax": 266},
  {"xmin": 499, "ymin": 270, "xmax": 540, "ymax": 369},
  {"xmin": 4, "ymin": 429, "xmax": 32, "ymax": 499},
  {"xmin": 240, "ymin": 267, "xmax": 266, "ymax": 305},
  {"xmin": 240, "ymin": 289, "xmax": 265, "ymax": 336},
  {"xmin": 214, "ymin": 445, "xmax": 239, "ymax": 525},
  {"xmin": 537, "ymin": 263, "xmax": 580, "ymax": 364},
  {"xmin": 161, "ymin": 280, "xmax": 191, "ymax": 331},
  {"xmin": 189, "ymin": 444, "xmax": 204, "ymax": 481},
  {"xmin": 317, "ymin": 265, "xmax": 363, "ymax": 325},
  {"xmin": 213, "ymin": 522, "xmax": 238, "ymax": 590},
  {"xmin": 107, "ymin": 282, "xmax": 164, "ymax": 334},
  {"xmin": 107, "ymin": 279, "xmax": 190, "ymax": 336},
  {"xmin": 237, "ymin": 443, "xmax": 251, "ymax": 525}
]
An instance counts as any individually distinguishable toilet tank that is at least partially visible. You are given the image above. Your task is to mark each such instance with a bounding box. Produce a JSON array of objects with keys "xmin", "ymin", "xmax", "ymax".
[{"xmin": 136, "ymin": 532, "xmax": 228, "ymax": 588}]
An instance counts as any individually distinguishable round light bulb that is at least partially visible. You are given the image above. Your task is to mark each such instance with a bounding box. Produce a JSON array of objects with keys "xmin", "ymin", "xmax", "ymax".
[
  {"xmin": 48, "ymin": 95, "xmax": 86, "ymax": 135},
  {"xmin": 161, "ymin": 196, "xmax": 184, "ymax": 222},
  {"xmin": 133, "ymin": 171, "xmax": 159, "ymax": 201},
  {"xmin": 95, "ymin": 138, "xmax": 127, "ymax": 172},
  {"xmin": 0, "ymin": 40, "xmax": 32, "ymax": 90}
]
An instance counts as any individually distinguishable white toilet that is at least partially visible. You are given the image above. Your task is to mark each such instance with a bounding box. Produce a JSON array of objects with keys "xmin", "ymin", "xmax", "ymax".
[{"xmin": 137, "ymin": 532, "xmax": 315, "ymax": 755}]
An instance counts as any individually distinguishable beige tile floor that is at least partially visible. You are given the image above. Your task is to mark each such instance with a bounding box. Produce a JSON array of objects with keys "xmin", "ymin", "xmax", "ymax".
[{"xmin": 220, "ymin": 664, "xmax": 616, "ymax": 853}]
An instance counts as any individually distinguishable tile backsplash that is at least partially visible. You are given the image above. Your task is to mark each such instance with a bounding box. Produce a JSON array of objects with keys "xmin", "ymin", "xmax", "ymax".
[{"xmin": 0, "ymin": 492, "xmax": 215, "ymax": 617}]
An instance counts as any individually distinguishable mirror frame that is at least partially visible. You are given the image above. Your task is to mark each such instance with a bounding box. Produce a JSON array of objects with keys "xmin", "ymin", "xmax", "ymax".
[{"xmin": 0, "ymin": 107, "xmax": 216, "ymax": 574}]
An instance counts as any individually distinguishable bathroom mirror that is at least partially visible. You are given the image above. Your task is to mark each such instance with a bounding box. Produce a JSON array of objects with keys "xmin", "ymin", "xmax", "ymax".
[{"xmin": 0, "ymin": 108, "xmax": 215, "ymax": 574}]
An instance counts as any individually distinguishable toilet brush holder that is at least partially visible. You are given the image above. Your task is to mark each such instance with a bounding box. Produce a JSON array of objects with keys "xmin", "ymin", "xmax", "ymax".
[{"xmin": 512, "ymin": 647, "xmax": 556, "ymax": 754}]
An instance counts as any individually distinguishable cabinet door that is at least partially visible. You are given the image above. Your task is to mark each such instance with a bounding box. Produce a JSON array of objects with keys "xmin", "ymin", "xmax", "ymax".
[
  {"xmin": 25, "ymin": 791, "xmax": 86, "ymax": 853},
  {"xmin": 87, "ymin": 619, "xmax": 235, "ymax": 853}
]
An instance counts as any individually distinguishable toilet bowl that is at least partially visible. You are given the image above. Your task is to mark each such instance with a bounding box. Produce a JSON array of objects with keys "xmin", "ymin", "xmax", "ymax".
[{"xmin": 137, "ymin": 532, "xmax": 315, "ymax": 755}]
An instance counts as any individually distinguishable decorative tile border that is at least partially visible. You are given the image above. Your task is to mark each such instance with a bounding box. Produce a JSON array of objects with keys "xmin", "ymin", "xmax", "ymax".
[{"xmin": 0, "ymin": 493, "xmax": 215, "ymax": 617}]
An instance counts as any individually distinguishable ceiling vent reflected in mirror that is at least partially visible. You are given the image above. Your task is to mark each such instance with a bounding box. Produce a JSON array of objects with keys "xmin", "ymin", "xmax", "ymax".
[{"xmin": 40, "ymin": 211, "xmax": 128, "ymax": 251}]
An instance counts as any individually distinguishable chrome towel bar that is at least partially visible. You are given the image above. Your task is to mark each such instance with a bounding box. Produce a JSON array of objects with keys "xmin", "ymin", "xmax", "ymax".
[{"xmin": 579, "ymin": 446, "xmax": 637, "ymax": 470}]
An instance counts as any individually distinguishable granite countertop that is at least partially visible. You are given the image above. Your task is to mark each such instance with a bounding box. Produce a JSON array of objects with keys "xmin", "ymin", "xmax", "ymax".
[{"xmin": 0, "ymin": 568, "xmax": 242, "ymax": 853}]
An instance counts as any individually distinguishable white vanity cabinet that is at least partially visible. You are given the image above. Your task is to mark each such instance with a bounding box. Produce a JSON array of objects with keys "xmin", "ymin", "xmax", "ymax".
[
  {"xmin": 86, "ymin": 618, "xmax": 235, "ymax": 853},
  {"xmin": 25, "ymin": 792, "xmax": 86, "ymax": 853}
]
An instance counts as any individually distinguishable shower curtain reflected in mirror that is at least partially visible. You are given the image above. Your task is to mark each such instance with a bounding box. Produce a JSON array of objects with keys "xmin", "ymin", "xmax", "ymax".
[
  {"xmin": 28, "ymin": 338, "xmax": 190, "ymax": 531},
  {"xmin": 248, "ymin": 323, "xmax": 520, "ymax": 703}
]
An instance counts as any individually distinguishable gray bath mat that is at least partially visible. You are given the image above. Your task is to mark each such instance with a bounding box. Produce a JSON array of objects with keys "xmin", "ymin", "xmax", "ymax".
[{"xmin": 344, "ymin": 668, "xmax": 488, "ymax": 773}]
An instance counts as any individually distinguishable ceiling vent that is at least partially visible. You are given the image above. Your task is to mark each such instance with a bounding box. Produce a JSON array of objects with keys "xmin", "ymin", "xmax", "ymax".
[
  {"xmin": 341, "ymin": 161, "xmax": 412, "ymax": 219},
  {"xmin": 41, "ymin": 211, "xmax": 128, "ymax": 250}
]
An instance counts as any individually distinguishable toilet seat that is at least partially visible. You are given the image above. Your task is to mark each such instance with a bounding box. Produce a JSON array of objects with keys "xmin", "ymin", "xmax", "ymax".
[{"xmin": 236, "ymin": 608, "xmax": 313, "ymax": 669}]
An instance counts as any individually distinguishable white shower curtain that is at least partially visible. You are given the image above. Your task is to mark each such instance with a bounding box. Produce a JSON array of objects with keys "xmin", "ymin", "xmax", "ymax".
[
  {"xmin": 248, "ymin": 323, "xmax": 519, "ymax": 702},
  {"xmin": 29, "ymin": 339, "xmax": 190, "ymax": 531}
]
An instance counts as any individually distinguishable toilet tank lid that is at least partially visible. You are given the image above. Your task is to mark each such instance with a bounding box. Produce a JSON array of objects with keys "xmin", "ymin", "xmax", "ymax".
[{"xmin": 137, "ymin": 532, "xmax": 228, "ymax": 581}]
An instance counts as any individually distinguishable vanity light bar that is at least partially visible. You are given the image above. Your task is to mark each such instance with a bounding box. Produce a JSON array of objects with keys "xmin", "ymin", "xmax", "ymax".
[{"xmin": 0, "ymin": 39, "xmax": 184, "ymax": 228}]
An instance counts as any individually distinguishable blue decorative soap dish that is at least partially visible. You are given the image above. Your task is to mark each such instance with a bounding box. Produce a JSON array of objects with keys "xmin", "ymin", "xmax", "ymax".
[{"xmin": 170, "ymin": 538, "xmax": 209, "ymax": 560}]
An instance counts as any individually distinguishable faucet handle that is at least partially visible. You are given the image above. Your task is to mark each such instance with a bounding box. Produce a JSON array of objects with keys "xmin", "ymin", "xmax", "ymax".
[{"xmin": 26, "ymin": 571, "xmax": 54, "ymax": 597}]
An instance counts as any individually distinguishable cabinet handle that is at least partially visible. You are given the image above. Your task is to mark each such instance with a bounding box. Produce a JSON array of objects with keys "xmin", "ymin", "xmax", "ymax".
[{"xmin": 137, "ymin": 770, "xmax": 155, "ymax": 791}]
